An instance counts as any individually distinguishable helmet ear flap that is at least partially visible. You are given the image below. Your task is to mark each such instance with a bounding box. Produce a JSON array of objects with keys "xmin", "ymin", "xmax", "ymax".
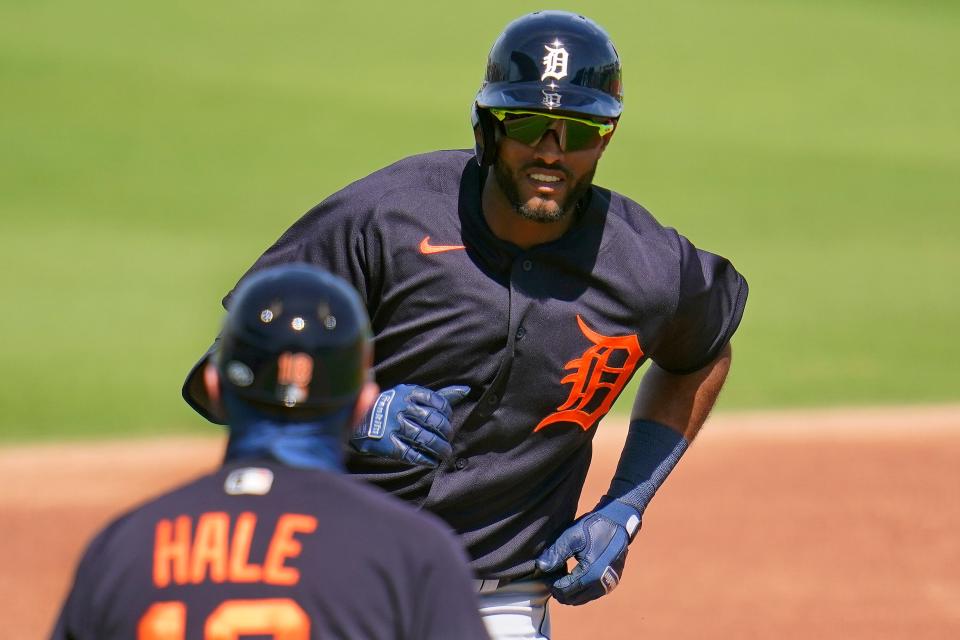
[{"xmin": 471, "ymin": 104, "xmax": 497, "ymax": 167}]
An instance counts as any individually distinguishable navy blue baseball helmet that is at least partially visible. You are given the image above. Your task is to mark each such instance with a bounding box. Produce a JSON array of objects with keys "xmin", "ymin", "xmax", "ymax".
[
  {"xmin": 214, "ymin": 264, "xmax": 371, "ymax": 417},
  {"xmin": 472, "ymin": 10, "xmax": 623, "ymax": 165}
]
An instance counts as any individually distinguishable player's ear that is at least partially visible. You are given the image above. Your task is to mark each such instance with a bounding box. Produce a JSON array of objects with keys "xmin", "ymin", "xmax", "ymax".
[
  {"xmin": 351, "ymin": 380, "xmax": 380, "ymax": 427},
  {"xmin": 203, "ymin": 362, "xmax": 223, "ymax": 415}
]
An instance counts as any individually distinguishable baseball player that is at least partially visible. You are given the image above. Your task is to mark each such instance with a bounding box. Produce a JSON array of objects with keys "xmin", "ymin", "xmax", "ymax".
[
  {"xmin": 53, "ymin": 265, "xmax": 489, "ymax": 640},
  {"xmin": 182, "ymin": 10, "xmax": 749, "ymax": 639}
]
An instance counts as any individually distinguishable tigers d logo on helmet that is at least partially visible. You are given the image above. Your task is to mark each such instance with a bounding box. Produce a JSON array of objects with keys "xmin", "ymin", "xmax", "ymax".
[
  {"xmin": 541, "ymin": 40, "xmax": 570, "ymax": 81},
  {"xmin": 472, "ymin": 10, "xmax": 623, "ymax": 165},
  {"xmin": 475, "ymin": 10, "xmax": 623, "ymax": 119}
]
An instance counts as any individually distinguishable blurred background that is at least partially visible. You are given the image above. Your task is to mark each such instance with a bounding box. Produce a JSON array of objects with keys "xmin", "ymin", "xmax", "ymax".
[{"xmin": 1, "ymin": 0, "xmax": 958, "ymax": 442}]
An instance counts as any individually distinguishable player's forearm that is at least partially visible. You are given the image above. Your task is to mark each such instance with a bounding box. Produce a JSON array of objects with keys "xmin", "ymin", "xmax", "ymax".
[
  {"xmin": 587, "ymin": 344, "xmax": 733, "ymax": 542},
  {"xmin": 631, "ymin": 342, "xmax": 733, "ymax": 441},
  {"xmin": 537, "ymin": 348, "xmax": 736, "ymax": 603}
]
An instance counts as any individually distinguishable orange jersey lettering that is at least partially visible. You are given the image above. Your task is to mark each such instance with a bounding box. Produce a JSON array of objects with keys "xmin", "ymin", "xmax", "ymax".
[
  {"xmin": 152, "ymin": 512, "xmax": 316, "ymax": 587},
  {"xmin": 190, "ymin": 512, "xmax": 230, "ymax": 584},
  {"xmin": 153, "ymin": 516, "xmax": 191, "ymax": 588},
  {"xmin": 228, "ymin": 512, "xmax": 263, "ymax": 583},
  {"xmin": 535, "ymin": 315, "xmax": 643, "ymax": 432},
  {"xmin": 263, "ymin": 514, "xmax": 318, "ymax": 586}
]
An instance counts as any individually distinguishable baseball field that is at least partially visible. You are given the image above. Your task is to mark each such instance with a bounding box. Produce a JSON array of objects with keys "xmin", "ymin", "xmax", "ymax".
[
  {"xmin": 6, "ymin": 408, "xmax": 960, "ymax": 638},
  {"xmin": 2, "ymin": 0, "xmax": 958, "ymax": 637}
]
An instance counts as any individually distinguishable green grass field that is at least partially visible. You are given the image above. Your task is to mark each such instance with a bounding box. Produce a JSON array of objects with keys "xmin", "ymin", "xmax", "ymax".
[{"xmin": 2, "ymin": 1, "xmax": 958, "ymax": 441}]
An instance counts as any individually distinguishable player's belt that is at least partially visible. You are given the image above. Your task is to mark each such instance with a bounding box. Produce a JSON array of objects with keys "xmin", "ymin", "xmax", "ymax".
[
  {"xmin": 473, "ymin": 570, "xmax": 559, "ymax": 593},
  {"xmin": 473, "ymin": 578, "xmax": 503, "ymax": 593}
]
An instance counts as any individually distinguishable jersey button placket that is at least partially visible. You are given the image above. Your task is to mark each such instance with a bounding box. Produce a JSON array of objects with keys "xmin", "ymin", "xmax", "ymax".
[
  {"xmin": 454, "ymin": 457, "xmax": 468, "ymax": 470},
  {"xmin": 521, "ymin": 259, "xmax": 533, "ymax": 272}
]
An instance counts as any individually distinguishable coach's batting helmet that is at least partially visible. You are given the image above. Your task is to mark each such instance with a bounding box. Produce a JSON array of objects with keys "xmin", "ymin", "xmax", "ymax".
[
  {"xmin": 214, "ymin": 264, "xmax": 371, "ymax": 418},
  {"xmin": 472, "ymin": 10, "xmax": 623, "ymax": 166}
]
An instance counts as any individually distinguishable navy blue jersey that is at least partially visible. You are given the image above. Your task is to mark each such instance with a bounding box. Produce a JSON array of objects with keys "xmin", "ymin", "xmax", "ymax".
[
  {"xmin": 184, "ymin": 149, "xmax": 748, "ymax": 579},
  {"xmin": 51, "ymin": 460, "xmax": 488, "ymax": 640}
]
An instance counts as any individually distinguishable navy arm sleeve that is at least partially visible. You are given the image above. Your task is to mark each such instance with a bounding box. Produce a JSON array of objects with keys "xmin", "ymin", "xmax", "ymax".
[{"xmin": 650, "ymin": 231, "xmax": 748, "ymax": 374}]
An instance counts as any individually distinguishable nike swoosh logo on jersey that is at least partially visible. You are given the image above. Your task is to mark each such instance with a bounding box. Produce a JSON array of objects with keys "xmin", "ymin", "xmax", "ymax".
[{"xmin": 419, "ymin": 236, "xmax": 466, "ymax": 254}]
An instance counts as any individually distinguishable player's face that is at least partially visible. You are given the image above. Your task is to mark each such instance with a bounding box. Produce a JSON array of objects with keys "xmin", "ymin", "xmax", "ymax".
[{"xmin": 492, "ymin": 117, "xmax": 612, "ymax": 223}]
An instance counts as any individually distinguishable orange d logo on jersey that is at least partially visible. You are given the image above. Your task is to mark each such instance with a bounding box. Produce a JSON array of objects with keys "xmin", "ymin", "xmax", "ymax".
[{"xmin": 534, "ymin": 315, "xmax": 643, "ymax": 433}]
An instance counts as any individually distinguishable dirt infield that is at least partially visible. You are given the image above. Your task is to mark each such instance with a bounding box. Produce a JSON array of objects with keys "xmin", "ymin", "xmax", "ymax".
[{"xmin": 5, "ymin": 406, "xmax": 960, "ymax": 639}]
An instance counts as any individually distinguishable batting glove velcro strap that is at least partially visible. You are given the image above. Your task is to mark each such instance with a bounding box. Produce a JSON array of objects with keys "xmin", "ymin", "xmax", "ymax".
[
  {"xmin": 535, "ymin": 500, "xmax": 640, "ymax": 606},
  {"xmin": 350, "ymin": 384, "xmax": 469, "ymax": 468}
]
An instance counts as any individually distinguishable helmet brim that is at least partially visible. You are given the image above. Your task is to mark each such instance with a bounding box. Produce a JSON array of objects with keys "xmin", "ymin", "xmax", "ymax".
[{"xmin": 476, "ymin": 82, "xmax": 622, "ymax": 119}]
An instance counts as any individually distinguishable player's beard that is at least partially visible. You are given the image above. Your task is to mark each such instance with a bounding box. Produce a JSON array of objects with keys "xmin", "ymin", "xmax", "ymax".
[{"xmin": 493, "ymin": 157, "xmax": 596, "ymax": 224}]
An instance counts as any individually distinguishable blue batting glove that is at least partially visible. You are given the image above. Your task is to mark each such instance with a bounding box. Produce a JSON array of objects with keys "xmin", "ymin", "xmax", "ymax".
[
  {"xmin": 535, "ymin": 499, "xmax": 641, "ymax": 605},
  {"xmin": 351, "ymin": 384, "xmax": 470, "ymax": 468}
]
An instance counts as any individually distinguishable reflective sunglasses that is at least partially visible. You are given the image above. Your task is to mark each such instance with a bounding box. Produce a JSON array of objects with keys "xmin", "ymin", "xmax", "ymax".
[{"xmin": 489, "ymin": 108, "xmax": 615, "ymax": 152}]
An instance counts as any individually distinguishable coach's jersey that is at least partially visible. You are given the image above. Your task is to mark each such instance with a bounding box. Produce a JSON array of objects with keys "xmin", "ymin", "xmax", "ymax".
[
  {"xmin": 51, "ymin": 460, "xmax": 488, "ymax": 640},
  {"xmin": 184, "ymin": 149, "xmax": 748, "ymax": 579}
]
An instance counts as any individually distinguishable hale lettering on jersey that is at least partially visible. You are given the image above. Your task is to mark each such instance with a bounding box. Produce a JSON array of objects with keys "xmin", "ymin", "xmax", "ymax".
[
  {"xmin": 534, "ymin": 315, "xmax": 643, "ymax": 432},
  {"xmin": 152, "ymin": 512, "xmax": 317, "ymax": 588}
]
